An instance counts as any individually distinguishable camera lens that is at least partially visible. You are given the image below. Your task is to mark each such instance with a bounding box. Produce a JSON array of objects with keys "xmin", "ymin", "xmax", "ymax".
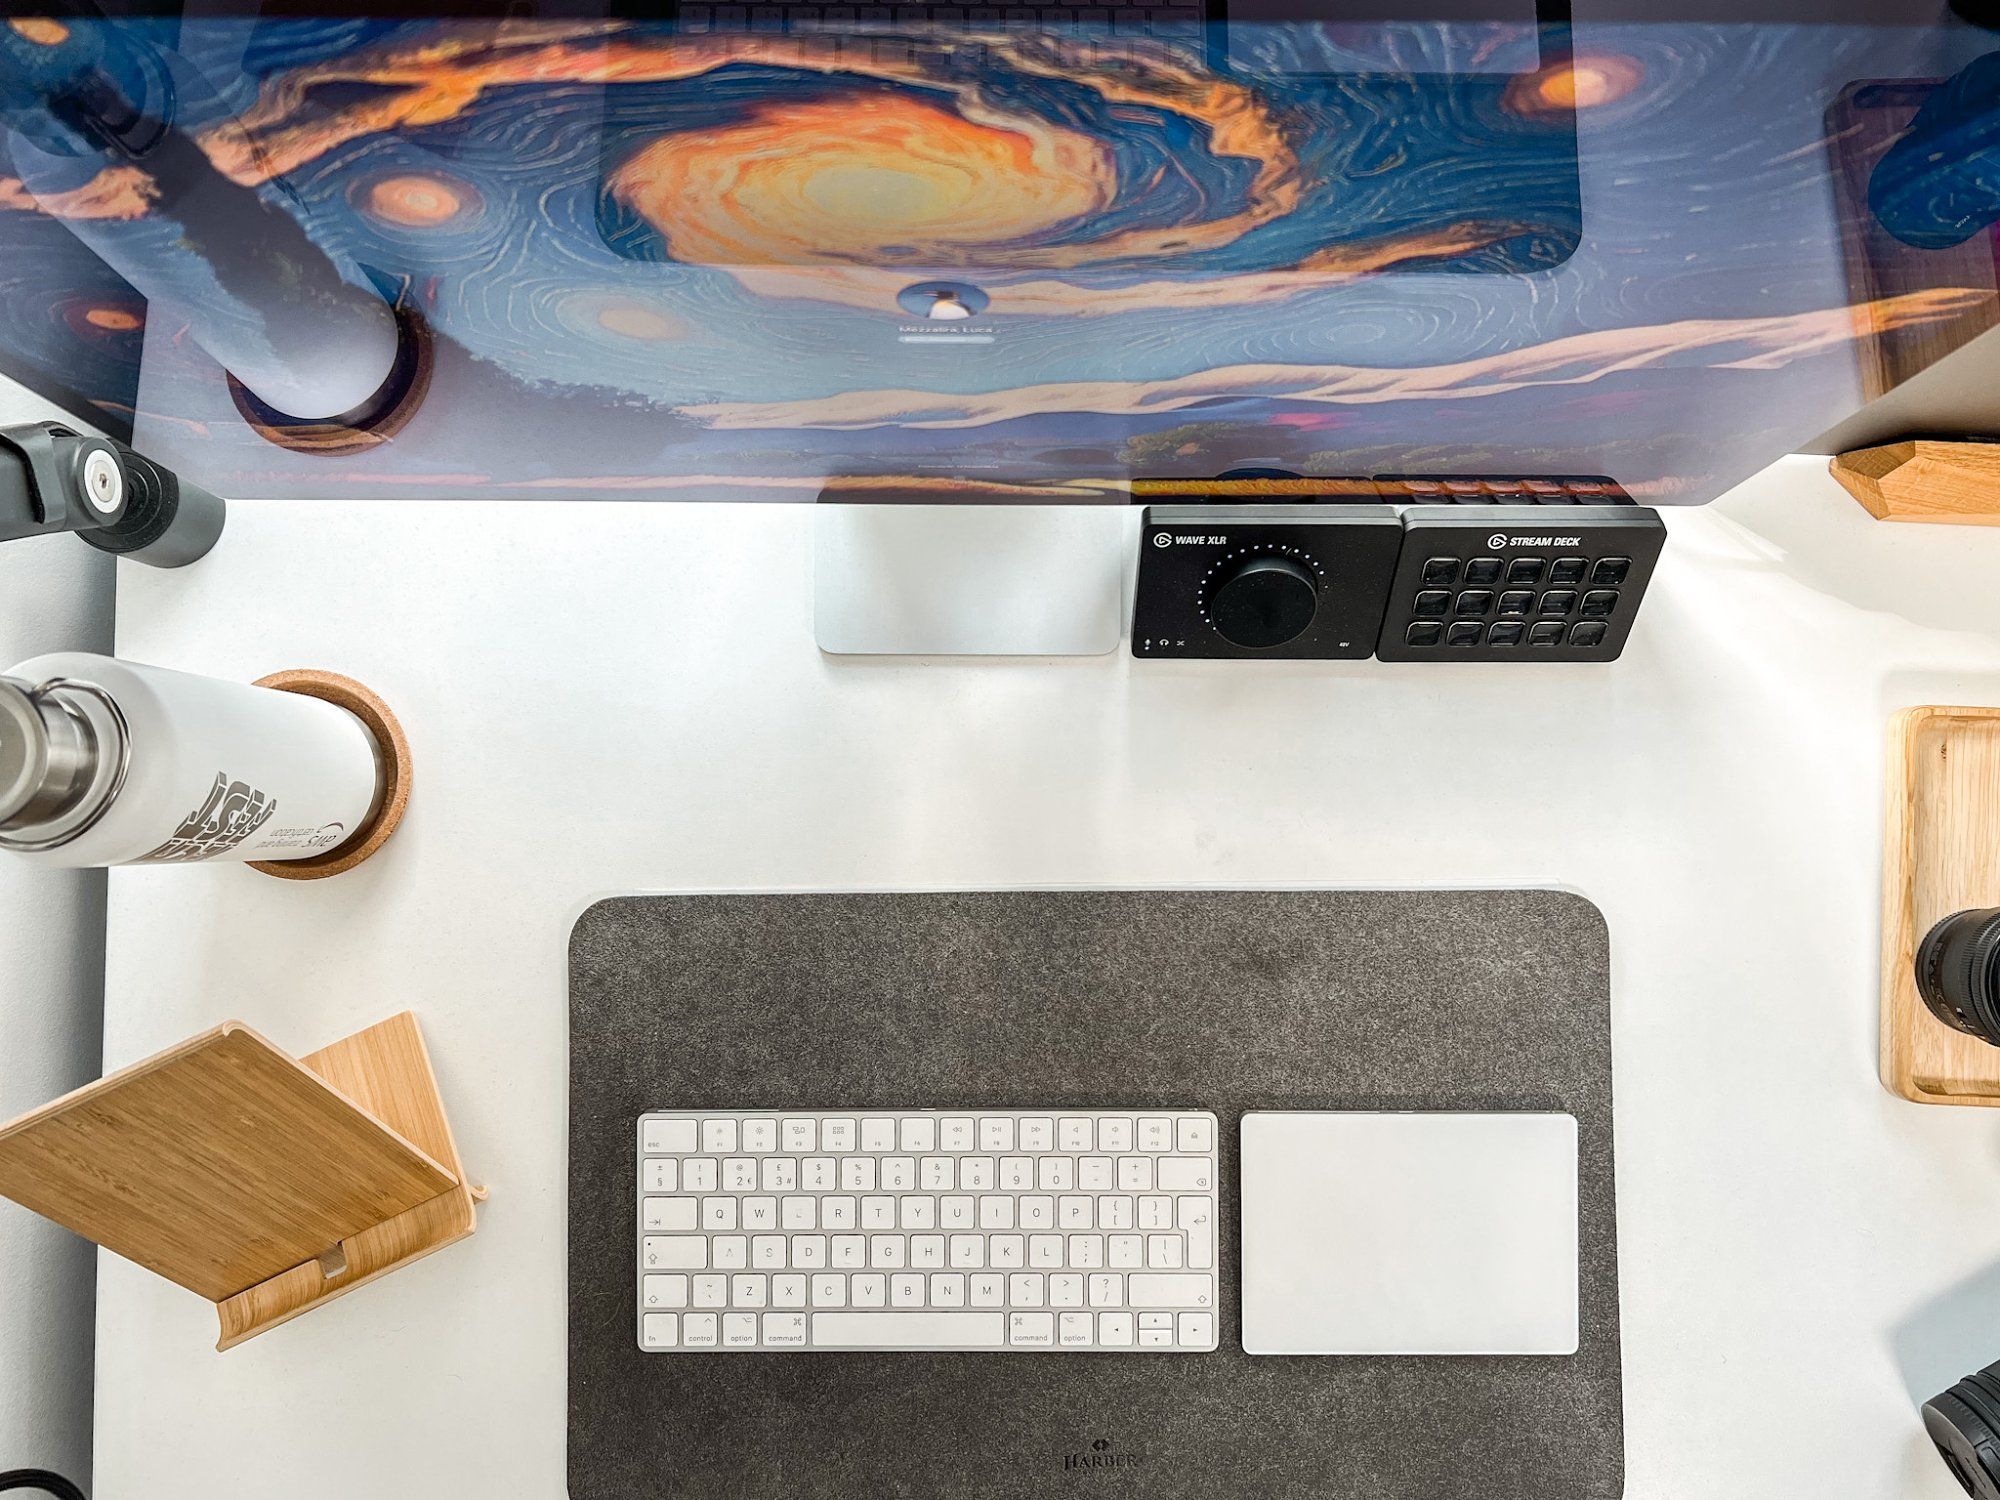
[
  {"xmin": 1916, "ymin": 908, "xmax": 2000, "ymax": 1045},
  {"xmin": 1926, "ymin": 1363, "xmax": 2000, "ymax": 1499}
]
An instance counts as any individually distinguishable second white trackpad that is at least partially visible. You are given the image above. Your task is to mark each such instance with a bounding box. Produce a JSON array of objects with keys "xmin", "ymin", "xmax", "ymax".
[{"xmin": 1239, "ymin": 1111, "xmax": 1579, "ymax": 1356}]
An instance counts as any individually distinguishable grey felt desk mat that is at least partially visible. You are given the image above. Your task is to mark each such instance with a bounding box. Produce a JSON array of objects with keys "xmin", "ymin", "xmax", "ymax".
[{"xmin": 568, "ymin": 889, "xmax": 1622, "ymax": 1500}]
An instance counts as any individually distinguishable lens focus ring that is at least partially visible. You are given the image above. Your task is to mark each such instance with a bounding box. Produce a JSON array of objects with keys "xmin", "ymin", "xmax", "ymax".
[{"xmin": 1916, "ymin": 907, "xmax": 2000, "ymax": 1045}]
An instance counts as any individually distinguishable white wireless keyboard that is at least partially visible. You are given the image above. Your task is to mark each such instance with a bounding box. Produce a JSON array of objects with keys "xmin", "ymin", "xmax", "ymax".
[{"xmin": 636, "ymin": 1108, "xmax": 1220, "ymax": 1352}]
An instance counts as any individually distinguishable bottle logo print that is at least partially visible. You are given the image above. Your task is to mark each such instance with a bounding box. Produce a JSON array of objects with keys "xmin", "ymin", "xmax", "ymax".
[{"xmin": 141, "ymin": 772, "xmax": 277, "ymax": 862}]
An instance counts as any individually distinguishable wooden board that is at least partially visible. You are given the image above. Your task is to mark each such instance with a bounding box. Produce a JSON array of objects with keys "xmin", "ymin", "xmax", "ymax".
[
  {"xmin": 1882, "ymin": 706, "xmax": 2000, "ymax": 1104},
  {"xmin": 1832, "ymin": 441, "xmax": 2000, "ymax": 526},
  {"xmin": 0, "ymin": 1022, "xmax": 456, "ymax": 1301},
  {"xmin": 216, "ymin": 1012, "xmax": 480, "ymax": 1348},
  {"xmin": 1826, "ymin": 82, "xmax": 2000, "ymax": 402}
]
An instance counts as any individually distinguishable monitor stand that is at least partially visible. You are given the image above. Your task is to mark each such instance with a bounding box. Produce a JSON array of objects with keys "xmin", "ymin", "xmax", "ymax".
[{"xmin": 813, "ymin": 503, "xmax": 1134, "ymax": 656}]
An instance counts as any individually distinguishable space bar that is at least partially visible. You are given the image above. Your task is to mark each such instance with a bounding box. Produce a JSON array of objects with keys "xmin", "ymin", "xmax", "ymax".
[{"xmin": 812, "ymin": 1312, "xmax": 1006, "ymax": 1348}]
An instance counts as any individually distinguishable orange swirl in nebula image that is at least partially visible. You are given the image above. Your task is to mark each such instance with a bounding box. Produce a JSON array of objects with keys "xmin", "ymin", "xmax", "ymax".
[
  {"xmin": 1504, "ymin": 53, "xmax": 1644, "ymax": 116},
  {"xmin": 607, "ymin": 93, "xmax": 1115, "ymax": 267},
  {"xmin": 354, "ymin": 171, "xmax": 483, "ymax": 228}
]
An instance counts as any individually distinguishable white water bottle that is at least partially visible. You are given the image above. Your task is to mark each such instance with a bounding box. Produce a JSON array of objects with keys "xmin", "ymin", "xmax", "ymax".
[{"xmin": 0, "ymin": 653, "xmax": 383, "ymax": 868}]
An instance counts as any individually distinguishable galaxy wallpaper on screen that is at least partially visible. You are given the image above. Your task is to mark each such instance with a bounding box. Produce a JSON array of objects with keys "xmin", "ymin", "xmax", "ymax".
[{"xmin": 0, "ymin": 12, "xmax": 1993, "ymax": 499}]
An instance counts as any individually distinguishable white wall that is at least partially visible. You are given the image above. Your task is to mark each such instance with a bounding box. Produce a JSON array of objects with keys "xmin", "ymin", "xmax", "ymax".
[{"xmin": 0, "ymin": 381, "xmax": 113, "ymax": 1491}]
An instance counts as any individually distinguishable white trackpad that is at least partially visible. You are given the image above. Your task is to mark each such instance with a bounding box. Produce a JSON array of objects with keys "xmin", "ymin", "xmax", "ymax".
[{"xmin": 1239, "ymin": 1111, "xmax": 1579, "ymax": 1356}]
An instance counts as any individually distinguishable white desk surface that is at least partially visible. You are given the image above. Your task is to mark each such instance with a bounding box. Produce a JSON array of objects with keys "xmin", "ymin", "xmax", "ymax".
[{"xmin": 98, "ymin": 457, "xmax": 2000, "ymax": 1499}]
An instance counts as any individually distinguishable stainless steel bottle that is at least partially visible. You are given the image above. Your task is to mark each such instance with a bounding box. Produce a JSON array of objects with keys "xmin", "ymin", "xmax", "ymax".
[{"xmin": 0, "ymin": 653, "xmax": 383, "ymax": 868}]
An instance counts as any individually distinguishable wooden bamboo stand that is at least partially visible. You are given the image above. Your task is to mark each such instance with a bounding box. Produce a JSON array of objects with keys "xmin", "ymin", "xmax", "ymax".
[
  {"xmin": 1882, "ymin": 707, "xmax": 2000, "ymax": 1105},
  {"xmin": 0, "ymin": 1011, "xmax": 481, "ymax": 1348}
]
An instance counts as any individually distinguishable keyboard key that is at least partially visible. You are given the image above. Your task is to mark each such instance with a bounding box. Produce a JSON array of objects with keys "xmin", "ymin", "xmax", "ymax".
[
  {"xmin": 1058, "ymin": 1117, "xmax": 1094, "ymax": 1151},
  {"xmin": 723, "ymin": 1313, "xmax": 758, "ymax": 1347},
  {"xmin": 1010, "ymin": 1312, "xmax": 1056, "ymax": 1346},
  {"xmin": 1580, "ymin": 589, "xmax": 1618, "ymax": 618},
  {"xmin": 1592, "ymin": 556, "xmax": 1631, "ymax": 585},
  {"xmin": 1178, "ymin": 1311, "xmax": 1215, "ymax": 1347},
  {"xmin": 743, "ymin": 1119, "xmax": 777, "ymax": 1153},
  {"xmin": 702, "ymin": 1118, "xmax": 738, "ymax": 1154},
  {"xmin": 899, "ymin": 1117, "xmax": 937, "ymax": 1152},
  {"xmin": 1128, "ymin": 1273, "xmax": 1212, "ymax": 1308},
  {"xmin": 823, "ymin": 1118, "xmax": 856, "ymax": 1152},
  {"xmin": 642, "ymin": 1158, "xmax": 677, "ymax": 1193},
  {"xmin": 1174, "ymin": 1117, "xmax": 1212, "ymax": 1153},
  {"xmin": 644, "ymin": 1119, "xmax": 698, "ymax": 1154},
  {"xmin": 1020, "ymin": 1117, "xmax": 1054, "ymax": 1151},
  {"xmin": 1177, "ymin": 1196, "xmax": 1213, "ymax": 1269},
  {"xmin": 980, "ymin": 1117, "xmax": 1016, "ymax": 1152},
  {"xmin": 813, "ymin": 1311, "xmax": 1005, "ymax": 1348},
  {"xmin": 682, "ymin": 1312, "xmax": 718, "ymax": 1347},
  {"xmin": 693, "ymin": 1274, "xmax": 727, "ymax": 1307},
  {"xmin": 782, "ymin": 1118, "xmax": 816, "ymax": 1153},
  {"xmin": 1060, "ymin": 1311, "xmax": 1094, "ymax": 1346},
  {"xmin": 861, "ymin": 1118, "xmax": 897, "ymax": 1152},
  {"xmin": 1412, "ymin": 590, "xmax": 1450, "ymax": 619},
  {"xmin": 1146, "ymin": 1234, "xmax": 1184, "ymax": 1269},
  {"xmin": 1550, "ymin": 556, "xmax": 1587, "ymax": 585},
  {"xmin": 990, "ymin": 1235, "xmax": 1025, "ymax": 1268},
  {"xmin": 891, "ymin": 1272, "xmax": 925, "ymax": 1305},
  {"xmin": 1139, "ymin": 1312, "xmax": 1173, "ymax": 1347},
  {"xmin": 644, "ymin": 1236, "xmax": 707, "ymax": 1270},
  {"xmin": 1405, "ymin": 621, "xmax": 1444, "ymax": 648},
  {"xmin": 940, "ymin": 1117, "xmax": 975, "ymax": 1151},
  {"xmin": 1097, "ymin": 1311, "xmax": 1134, "ymax": 1346},
  {"xmin": 763, "ymin": 1313, "xmax": 807, "ymax": 1347},
  {"xmin": 1156, "ymin": 1158, "xmax": 1211, "ymax": 1191},
  {"xmin": 1117, "ymin": 1158, "xmax": 1153, "ymax": 1191},
  {"xmin": 643, "ymin": 1274, "xmax": 688, "ymax": 1308},
  {"xmin": 643, "ymin": 1312, "xmax": 677, "ymax": 1348},
  {"xmin": 930, "ymin": 1272, "xmax": 965, "ymax": 1306},
  {"xmin": 1571, "ymin": 620, "xmax": 1608, "ymax": 647},
  {"xmin": 1099, "ymin": 1118, "xmax": 1133, "ymax": 1151},
  {"xmin": 1420, "ymin": 556, "xmax": 1459, "ymax": 586},
  {"xmin": 773, "ymin": 1274, "xmax": 807, "ymax": 1307},
  {"xmin": 644, "ymin": 1197, "xmax": 697, "ymax": 1231},
  {"xmin": 1464, "ymin": 557, "xmax": 1503, "ymax": 585}
]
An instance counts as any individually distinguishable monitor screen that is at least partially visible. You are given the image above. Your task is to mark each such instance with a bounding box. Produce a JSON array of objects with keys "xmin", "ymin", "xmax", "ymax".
[{"xmin": 0, "ymin": 4, "xmax": 1991, "ymax": 501}]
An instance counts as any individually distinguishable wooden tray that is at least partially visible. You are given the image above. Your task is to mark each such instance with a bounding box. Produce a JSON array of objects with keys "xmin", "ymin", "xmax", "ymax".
[{"xmin": 1883, "ymin": 706, "xmax": 2000, "ymax": 1104}]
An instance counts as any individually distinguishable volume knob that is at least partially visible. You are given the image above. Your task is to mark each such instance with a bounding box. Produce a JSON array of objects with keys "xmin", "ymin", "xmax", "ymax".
[{"xmin": 1208, "ymin": 554, "xmax": 1318, "ymax": 648}]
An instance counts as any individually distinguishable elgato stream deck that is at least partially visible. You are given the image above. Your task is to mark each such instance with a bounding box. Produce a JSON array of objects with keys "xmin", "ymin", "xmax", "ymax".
[{"xmin": 1134, "ymin": 503, "xmax": 1666, "ymax": 662}]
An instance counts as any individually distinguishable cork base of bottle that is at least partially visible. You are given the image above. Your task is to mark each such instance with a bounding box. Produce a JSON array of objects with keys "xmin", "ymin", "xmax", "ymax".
[{"xmin": 247, "ymin": 670, "xmax": 411, "ymax": 880}]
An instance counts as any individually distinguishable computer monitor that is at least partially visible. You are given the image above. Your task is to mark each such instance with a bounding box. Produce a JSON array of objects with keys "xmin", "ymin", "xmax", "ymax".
[{"xmin": 0, "ymin": 3, "xmax": 1992, "ymax": 647}]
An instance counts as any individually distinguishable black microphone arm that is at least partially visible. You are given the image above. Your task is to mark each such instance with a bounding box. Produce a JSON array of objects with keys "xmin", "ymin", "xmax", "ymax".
[{"xmin": 0, "ymin": 421, "xmax": 224, "ymax": 568}]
